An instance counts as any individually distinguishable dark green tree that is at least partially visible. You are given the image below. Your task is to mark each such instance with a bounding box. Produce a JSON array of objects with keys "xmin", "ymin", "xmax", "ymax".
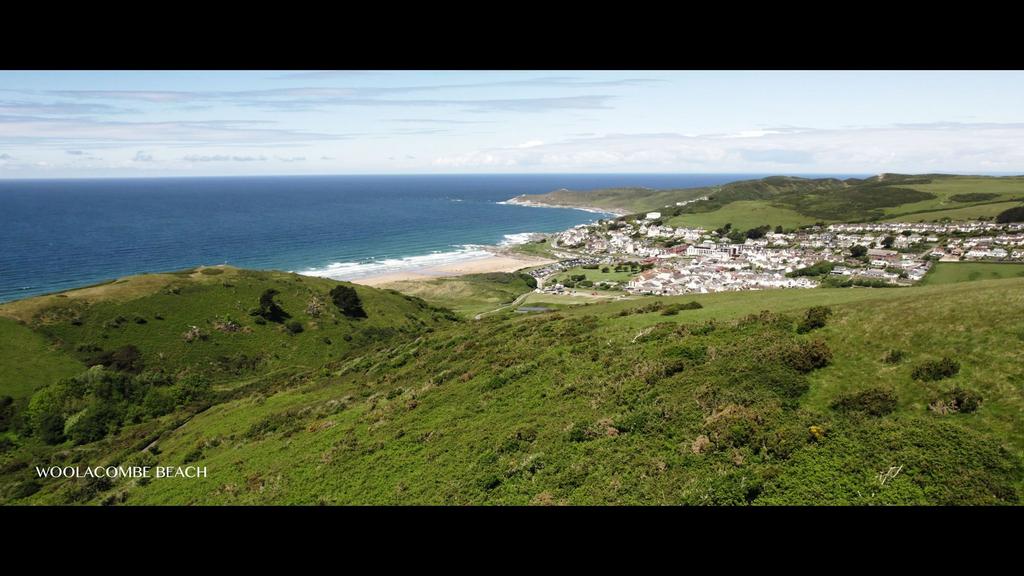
[
  {"xmin": 251, "ymin": 289, "xmax": 290, "ymax": 323},
  {"xmin": 330, "ymin": 285, "xmax": 367, "ymax": 318},
  {"xmin": 850, "ymin": 245, "xmax": 868, "ymax": 257}
]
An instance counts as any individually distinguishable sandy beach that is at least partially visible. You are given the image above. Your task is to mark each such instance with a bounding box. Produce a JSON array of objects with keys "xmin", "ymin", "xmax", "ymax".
[{"xmin": 350, "ymin": 252, "xmax": 555, "ymax": 286}]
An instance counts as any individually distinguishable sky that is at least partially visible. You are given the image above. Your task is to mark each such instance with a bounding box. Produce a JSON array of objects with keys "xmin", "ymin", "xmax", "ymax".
[{"xmin": 1, "ymin": 70, "xmax": 1023, "ymax": 178}]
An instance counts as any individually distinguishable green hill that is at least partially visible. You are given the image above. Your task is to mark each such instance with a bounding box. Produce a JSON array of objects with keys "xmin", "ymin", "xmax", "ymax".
[
  {"xmin": 513, "ymin": 174, "xmax": 1024, "ymax": 230},
  {"xmin": 2, "ymin": 265, "xmax": 1021, "ymax": 505}
]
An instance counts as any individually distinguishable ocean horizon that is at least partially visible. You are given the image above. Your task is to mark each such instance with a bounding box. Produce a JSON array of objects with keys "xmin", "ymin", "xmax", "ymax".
[{"xmin": 0, "ymin": 173, "xmax": 860, "ymax": 302}]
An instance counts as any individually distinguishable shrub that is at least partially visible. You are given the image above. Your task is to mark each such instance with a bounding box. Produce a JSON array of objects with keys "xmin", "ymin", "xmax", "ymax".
[
  {"xmin": 87, "ymin": 345, "xmax": 144, "ymax": 373},
  {"xmin": 285, "ymin": 320, "xmax": 304, "ymax": 334},
  {"xmin": 929, "ymin": 386, "xmax": 982, "ymax": 414},
  {"xmin": 796, "ymin": 306, "xmax": 832, "ymax": 333},
  {"xmin": 912, "ymin": 357, "xmax": 960, "ymax": 381},
  {"xmin": 784, "ymin": 340, "xmax": 833, "ymax": 373},
  {"xmin": 174, "ymin": 373, "xmax": 212, "ymax": 404},
  {"xmin": 883, "ymin": 349, "xmax": 905, "ymax": 364},
  {"xmin": 831, "ymin": 387, "xmax": 898, "ymax": 416},
  {"xmin": 329, "ymin": 285, "xmax": 367, "ymax": 318}
]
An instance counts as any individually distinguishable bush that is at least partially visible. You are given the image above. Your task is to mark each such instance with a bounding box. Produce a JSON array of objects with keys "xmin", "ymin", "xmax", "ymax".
[
  {"xmin": 784, "ymin": 340, "xmax": 833, "ymax": 373},
  {"xmin": 850, "ymin": 245, "xmax": 868, "ymax": 257},
  {"xmin": 883, "ymin": 349, "xmax": 905, "ymax": 364},
  {"xmin": 329, "ymin": 285, "xmax": 367, "ymax": 319},
  {"xmin": 912, "ymin": 357, "xmax": 960, "ymax": 382},
  {"xmin": 831, "ymin": 387, "xmax": 898, "ymax": 416},
  {"xmin": 930, "ymin": 386, "xmax": 983, "ymax": 414},
  {"xmin": 174, "ymin": 373, "xmax": 212, "ymax": 404},
  {"xmin": 87, "ymin": 345, "xmax": 144, "ymax": 373},
  {"xmin": 285, "ymin": 320, "xmax": 304, "ymax": 334},
  {"xmin": 796, "ymin": 306, "xmax": 832, "ymax": 333}
]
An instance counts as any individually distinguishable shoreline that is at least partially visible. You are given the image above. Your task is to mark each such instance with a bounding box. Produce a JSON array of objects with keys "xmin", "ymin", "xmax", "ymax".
[{"xmin": 350, "ymin": 250, "xmax": 555, "ymax": 286}]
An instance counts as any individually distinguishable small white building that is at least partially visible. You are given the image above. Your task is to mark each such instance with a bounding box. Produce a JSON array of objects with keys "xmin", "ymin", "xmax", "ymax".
[{"xmin": 645, "ymin": 212, "xmax": 662, "ymax": 221}]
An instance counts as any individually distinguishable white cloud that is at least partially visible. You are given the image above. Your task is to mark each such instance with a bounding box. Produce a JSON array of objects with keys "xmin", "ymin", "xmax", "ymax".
[{"xmin": 431, "ymin": 123, "xmax": 1024, "ymax": 172}]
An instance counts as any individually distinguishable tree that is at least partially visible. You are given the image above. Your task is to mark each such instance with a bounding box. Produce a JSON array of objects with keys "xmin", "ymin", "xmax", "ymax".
[
  {"xmin": 881, "ymin": 235, "xmax": 896, "ymax": 249},
  {"xmin": 850, "ymin": 245, "xmax": 868, "ymax": 257},
  {"xmin": 251, "ymin": 289, "xmax": 290, "ymax": 323},
  {"xmin": 330, "ymin": 285, "xmax": 367, "ymax": 318},
  {"xmin": 774, "ymin": 225, "xmax": 784, "ymax": 234}
]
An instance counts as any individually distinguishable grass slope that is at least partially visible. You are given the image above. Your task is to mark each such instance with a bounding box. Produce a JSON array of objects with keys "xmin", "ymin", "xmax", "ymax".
[{"xmin": 4, "ymin": 272, "xmax": 1020, "ymax": 505}]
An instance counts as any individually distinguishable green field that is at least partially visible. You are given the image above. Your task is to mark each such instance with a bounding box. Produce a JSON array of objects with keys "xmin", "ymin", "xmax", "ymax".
[
  {"xmin": 883, "ymin": 200, "xmax": 1024, "ymax": 222},
  {"xmin": 666, "ymin": 200, "xmax": 815, "ymax": 231},
  {"xmin": 550, "ymin": 266, "xmax": 634, "ymax": 288},
  {"xmin": 921, "ymin": 262, "xmax": 1024, "ymax": 286},
  {"xmin": 376, "ymin": 272, "xmax": 538, "ymax": 317}
]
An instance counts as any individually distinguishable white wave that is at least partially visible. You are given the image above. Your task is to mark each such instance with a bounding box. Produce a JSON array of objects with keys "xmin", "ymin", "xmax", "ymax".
[
  {"xmin": 497, "ymin": 198, "xmax": 620, "ymax": 216},
  {"xmin": 499, "ymin": 232, "xmax": 543, "ymax": 246},
  {"xmin": 295, "ymin": 246, "xmax": 494, "ymax": 281}
]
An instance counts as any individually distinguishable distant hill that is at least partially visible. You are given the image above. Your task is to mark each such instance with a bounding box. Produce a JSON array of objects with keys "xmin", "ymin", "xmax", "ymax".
[
  {"xmin": 2, "ymin": 264, "xmax": 1022, "ymax": 505},
  {"xmin": 513, "ymin": 174, "xmax": 1024, "ymax": 230}
]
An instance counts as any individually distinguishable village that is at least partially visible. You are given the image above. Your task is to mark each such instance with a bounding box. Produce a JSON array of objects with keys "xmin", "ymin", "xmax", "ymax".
[{"xmin": 526, "ymin": 212, "xmax": 1024, "ymax": 297}]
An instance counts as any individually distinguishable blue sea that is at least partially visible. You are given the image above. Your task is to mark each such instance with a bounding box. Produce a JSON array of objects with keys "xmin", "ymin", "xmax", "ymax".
[{"xmin": 0, "ymin": 173, "xmax": 831, "ymax": 303}]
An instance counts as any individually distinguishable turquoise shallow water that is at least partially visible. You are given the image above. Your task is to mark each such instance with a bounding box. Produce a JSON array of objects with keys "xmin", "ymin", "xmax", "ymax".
[{"xmin": 0, "ymin": 173, "xmax": 793, "ymax": 302}]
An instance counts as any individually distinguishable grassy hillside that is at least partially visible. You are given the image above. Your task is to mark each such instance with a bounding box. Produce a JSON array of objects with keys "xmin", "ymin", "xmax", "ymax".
[
  {"xmin": 0, "ymin": 266, "xmax": 457, "ymax": 384},
  {"xmin": 3, "ymin": 268, "xmax": 1021, "ymax": 505},
  {"xmin": 516, "ymin": 174, "xmax": 1024, "ymax": 231},
  {"xmin": 666, "ymin": 200, "xmax": 815, "ymax": 230},
  {"xmin": 0, "ymin": 318, "xmax": 83, "ymax": 399}
]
